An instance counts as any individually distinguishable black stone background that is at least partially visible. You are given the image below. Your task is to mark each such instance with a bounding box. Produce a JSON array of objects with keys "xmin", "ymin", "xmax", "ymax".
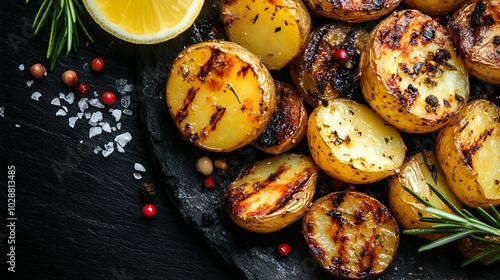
[{"xmin": 1, "ymin": 0, "xmax": 500, "ymax": 279}]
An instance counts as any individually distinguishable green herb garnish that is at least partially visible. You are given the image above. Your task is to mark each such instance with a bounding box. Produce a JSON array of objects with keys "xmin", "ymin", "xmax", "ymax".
[
  {"xmin": 27, "ymin": 0, "xmax": 94, "ymax": 70},
  {"xmin": 402, "ymin": 182, "xmax": 500, "ymax": 266}
]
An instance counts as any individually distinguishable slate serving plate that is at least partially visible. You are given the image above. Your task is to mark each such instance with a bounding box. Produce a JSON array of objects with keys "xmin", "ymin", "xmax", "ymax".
[{"xmin": 137, "ymin": 1, "xmax": 500, "ymax": 279}]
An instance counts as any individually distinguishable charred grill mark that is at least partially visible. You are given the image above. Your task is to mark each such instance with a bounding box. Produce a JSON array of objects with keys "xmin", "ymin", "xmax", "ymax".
[
  {"xmin": 175, "ymin": 87, "xmax": 199, "ymax": 122},
  {"xmin": 332, "ymin": 192, "xmax": 346, "ymax": 207},
  {"xmin": 268, "ymin": 169, "xmax": 315, "ymax": 214},
  {"xmin": 198, "ymin": 48, "xmax": 222, "ymax": 82},
  {"xmin": 460, "ymin": 127, "xmax": 494, "ymax": 168}
]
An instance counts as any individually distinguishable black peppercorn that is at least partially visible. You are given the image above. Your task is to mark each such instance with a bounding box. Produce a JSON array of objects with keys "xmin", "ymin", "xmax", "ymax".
[
  {"xmin": 140, "ymin": 183, "xmax": 156, "ymax": 198},
  {"xmin": 425, "ymin": 95, "xmax": 439, "ymax": 107}
]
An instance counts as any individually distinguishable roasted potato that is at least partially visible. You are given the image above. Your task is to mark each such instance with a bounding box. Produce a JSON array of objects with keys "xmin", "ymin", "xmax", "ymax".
[
  {"xmin": 360, "ymin": 9, "xmax": 470, "ymax": 134},
  {"xmin": 306, "ymin": 0, "xmax": 402, "ymax": 23},
  {"xmin": 436, "ymin": 99, "xmax": 500, "ymax": 208},
  {"xmin": 166, "ymin": 41, "xmax": 276, "ymax": 152},
  {"xmin": 448, "ymin": 0, "xmax": 500, "ymax": 84},
  {"xmin": 303, "ymin": 191, "xmax": 400, "ymax": 279},
  {"xmin": 220, "ymin": 0, "xmax": 311, "ymax": 70},
  {"xmin": 388, "ymin": 151, "xmax": 463, "ymax": 240},
  {"xmin": 403, "ymin": 0, "xmax": 469, "ymax": 15},
  {"xmin": 289, "ymin": 22, "xmax": 368, "ymax": 107},
  {"xmin": 457, "ymin": 235, "xmax": 500, "ymax": 264},
  {"xmin": 307, "ymin": 98, "xmax": 406, "ymax": 184},
  {"xmin": 224, "ymin": 154, "xmax": 318, "ymax": 233},
  {"xmin": 251, "ymin": 81, "xmax": 307, "ymax": 154}
]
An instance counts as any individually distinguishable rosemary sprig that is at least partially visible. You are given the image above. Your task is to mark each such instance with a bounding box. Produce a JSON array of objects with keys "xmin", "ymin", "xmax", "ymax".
[
  {"xmin": 28, "ymin": 0, "xmax": 94, "ymax": 70},
  {"xmin": 402, "ymin": 182, "xmax": 500, "ymax": 266}
]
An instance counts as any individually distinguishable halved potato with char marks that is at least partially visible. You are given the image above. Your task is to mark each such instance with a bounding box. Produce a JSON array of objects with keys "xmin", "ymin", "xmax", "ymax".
[
  {"xmin": 251, "ymin": 81, "xmax": 308, "ymax": 154},
  {"xmin": 306, "ymin": 0, "xmax": 402, "ymax": 23},
  {"xmin": 303, "ymin": 191, "xmax": 399, "ymax": 279},
  {"xmin": 403, "ymin": 0, "xmax": 469, "ymax": 16},
  {"xmin": 224, "ymin": 154, "xmax": 318, "ymax": 233},
  {"xmin": 448, "ymin": 0, "xmax": 500, "ymax": 84},
  {"xmin": 388, "ymin": 151, "xmax": 463, "ymax": 240},
  {"xmin": 436, "ymin": 99, "xmax": 500, "ymax": 208},
  {"xmin": 360, "ymin": 9, "xmax": 470, "ymax": 133},
  {"xmin": 307, "ymin": 98, "xmax": 406, "ymax": 184},
  {"xmin": 290, "ymin": 22, "xmax": 368, "ymax": 107},
  {"xmin": 166, "ymin": 41, "xmax": 276, "ymax": 152},
  {"xmin": 220, "ymin": 0, "xmax": 311, "ymax": 70}
]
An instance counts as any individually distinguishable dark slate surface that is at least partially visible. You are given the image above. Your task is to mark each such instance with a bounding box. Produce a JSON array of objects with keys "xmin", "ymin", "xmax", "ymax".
[{"xmin": 2, "ymin": 0, "xmax": 500, "ymax": 279}]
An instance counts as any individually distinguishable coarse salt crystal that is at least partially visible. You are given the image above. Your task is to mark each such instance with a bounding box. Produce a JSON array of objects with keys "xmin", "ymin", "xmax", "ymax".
[
  {"xmin": 44, "ymin": 68, "xmax": 47, "ymax": 76},
  {"xmin": 15, "ymin": 124, "xmax": 21, "ymax": 128},
  {"xmin": 121, "ymin": 95, "xmax": 131, "ymax": 108},
  {"xmin": 62, "ymin": 106, "xmax": 68, "ymax": 112},
  {"xmin": 123, "ymin": 109, "xmax": 133, "ymax": 116},
  {"xmin": 110, "ymin": 109, "xmax": 122, "ymax": 122},
  {"xmin": 100, "ymin": 122, "xmax": 111, "ymax": 133},
  {"xmin": 90, "ymin": 111, "xmax": 103, "ymax": 123},
  {"xmin": 111, "ymin": 127, "xmax": 117, "ymax": 132},
  {"xmin": 123, "ymin": 84, "xmax": 133, "ymax": 93},
  {"xmin": 56, "ymin": 109, "xmax": 67, "ymax": 116},
  {"xmin": 51, "ymin": 98, "xmax": 61, "ymax": 106},
  {"xmin": 93, "ymin": 145, "xmax": 102, "ymax": 154},
  {"xmin": 116, "ymin": 123, "xmax": 121, "ymax": 130},
  {"xmin": 0, "ymin": 107, "xmax": 4, "ymax": 118},
  {"xmin": 64, "ymin": 92, "xmax": 75, "ymax": 104},
  {"xmin": 78, "ymin": 98, "xmax": 89, "ymax": 112},
  {"xmin": 93, "ymin": 91, "xmax": 99, "ymax": 97},
  {"xmin": 77, "ymin": 112, "xmax": 84, "ymax": 119},
  {"xmin": 31, "ymin": 91, "xmax": 42, "ymax": 101},
  {"xmin": 59, "ymin": 92, "xmax": 65, "ymax": 99},
  {"xmin": 79, "ymin": 140, "xmax": 83, "ymax": 144},
  {"xmin": 19, "ymin": 64, "xmax": 25, "ymax": 71},
  {"xmin": 85, "ymin": 112, "xmax": 91, "ymax": 119},
  {"xmin": 88, "ymin": 98, "xmax": 105, "ymax": 108},
  {"xmin": 116, "ymin": 144, "xmax": 124, "ymax": 153},
  {"xmin": 102, "ymin": 142, "xmax": 115, "ymax": 157},
  {"xmin": 114, "ymin": 132, "xmax": 132, "ymax": 147},
  {"xmin": 68, "ymin": 117, "xmax": 78, "ymax": 128},
  {"xmin": 133, "ymin": 173, "xmax": 142, "ymax": 180},
  {"xmin": 134, "ymin": 163, "xmax": 146, "ymax": 172},
  {"xmin": 27, "ymin": 80, "xmax": 34, "ymax": 87},
  {"xmin": 89, "ymin": 126, "xmax": 102, "ymax": 138}
]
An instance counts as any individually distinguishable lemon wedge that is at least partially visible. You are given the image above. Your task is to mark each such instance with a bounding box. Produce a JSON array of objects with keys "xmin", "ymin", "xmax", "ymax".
[{"xmin": 82, "ymin": 0, "xmax": 204, "ymax": 44}]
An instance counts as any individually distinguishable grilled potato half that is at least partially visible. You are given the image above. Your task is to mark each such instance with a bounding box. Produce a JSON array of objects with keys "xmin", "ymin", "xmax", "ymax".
[
  {"xmin": 307, "ymin": 98, "xmax": 406, "ymax": 184},
  {"xmin": 436, "ymin": 99, "xmax": 500, "ymax": 208},
  {"xmin": 224, "ymin": 154, "xmax": 318, "ymax": 233},
  {"xmin": 303, "ymin": 191, "xmax": 399, "ymax": 279},
  {"xmin": 388, "ymin": 151, "xmax": 463, "ymax": 240},
  {"xmin": 457, "ymin": 235, "xmax": 500, "ymax": 264},
  {"xmin": 306, "ymin": 0, "xmax": 402, "ymax": 22},
  {"xmin": 360, "ymin": 10, "xmax": 470, "ymax": 134},
  {"xmin": 290, "ymin": 22, "xmax": 368, "ymax": 107},
  {"xmin": 251, "ymin": 81, "xmax": 307, "ymax": 154},
  {"xmin": 448, "ymin": 0, "xmax": 500, "ymax": 84},
  {"xmin": 166, "ymin": 41, "xmax": 276, "ymax": 152},
  {"xmin": 403, "ymin": 0, "xmax": 469, "ymax": 15},
  {"xmin": 220, "ymin": 0, "xmax": 311, "ymax": 70}
]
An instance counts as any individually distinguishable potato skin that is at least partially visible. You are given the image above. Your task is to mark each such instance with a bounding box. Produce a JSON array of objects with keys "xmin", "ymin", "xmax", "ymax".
[
  {"xmin": 252, "ymin": 81, "xmax": 308, "ymax": 154},
  {"xmin": 307, "ymin": 98, "xmax": 406, "ymax": 184},
  {"xmin": 289, "ymin": 22, "xmax": 368, "ymax": 107},
  {"xmin": 457, "ymin": 235, "xmax": 500, "ymax": 264},
  {"xmin": 220, "ymin": 0, "xmax": 311, "ymax": 70},
  {"xmin": 403, "ymin": 0, "xmax": 469, "ymax": 15},
  {"xmin": 436, "ymin": 99, "xmax": 500, "ymax": 208},
  {"xmin": 447, "ymin": 0, "xmax": 500, "ymax": 84},
  {"xmin": 360, "ymin": 10, "xmax": 469, "ymax": 133},
  {"xmin": 224, "ymin": 154, "xmax": 318, "ymax": 233},
  {"xmin": 303, "ymin": 191, "xmax": 399, "ymax": 279},
  {"xmin": 166, "ymin": 41, "xmax": 275, "ymax": 152},
  {"xmin": 306, "ymin": 0, "xmax": 402, "ymax": 22},
  {"xmin": 388, "ymin": 151, "xmax": 463, "ymax": 240}
]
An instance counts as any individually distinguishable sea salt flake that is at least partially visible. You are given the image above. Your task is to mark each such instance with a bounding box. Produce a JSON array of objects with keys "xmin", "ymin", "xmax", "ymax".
[
  {"xmin": 116, "ymin": 123, "xmax": 121, "ymax": 130},
  {"xmin": 62, "ymin": 106, "xmax": 68, "ymax": 112},
  {"xmin": 102, "ymin": 142, "xmax": 115, "ymax": 157},
  {"xmin": 121, "ymin": 95, "xmax": 131, "ymax": 108},
  {"xmin": 78, "ymin": 98, "xmax": 89, "ymax": 112},
  {"xmin": 56, "ymin": 109, "xmax": 67, "ymax": 116},
  {"xmin": 133, "ymin": 173, "xmax": 142, "ymax": 180},
  {"xmin": 116, "ymin": 143, "xmax": 124, "ymax": 153},
  {"xmin": 44, "ymin": 68, "xmax": 47, "ymax": 76},
  {"xmin": 77, "ymin": 112, "xmax": 84, "ymax": 119},
  {"xmin": 79, "ymin": 140, "xmax": 83, "ymax": 144},
  {"xmin": 89, "ymin": 98, "xmax": 105, "ymax": 108},
  {"xmin": 59, "ymin": 92, "xmax": 65, "ymax": 99},
  {"xmin": 64, "ymin": 92, "xmax": 75, "ymax": 104},
  {"xmin": 85, "ymin": 112, "xmax": 91, "ymax": 119},
  {"xmin": 51, "ymin": 98, "xmax": 61, "ymax": 106},
  {"xmin": 114, "ymin": 132, "xmax": 132, "ymax": 147},
  {"xmin": 19, "ymin": 64, "xmax": 25, "ymax": 71},
  {"xmin": 123, "ymin": 84, "xmax": 134, "ymax": 93},
  {"xmin": 99, "ymin": 122, "xmax": 112, "ymax": 133},
  {"xmin": 15, "ymin": 124, "xmax": 21, "ymax": 128},
  {"xmin": 110, "ymin": 109, "xmax": 122, "ymax": 122},
  {"xmin": 68, "ymin": 117, "xmax": 78, "ymax": 128},
  {"xmin": 93, "ymin": 91, "xmax": 99, "ymax": 98},
  {"xmin": 111, "ymin": 127, "xmax": 117, "ymax": 132},
  {"xmin": 123, "ymin": 109, "xmax": 133, "ymax": 116},
  {"xmin": 90, "ymin": 111, "xmax": 103, "ymax": 123},
  {"xmin": 89, "ymin": 127, "xmax": 102, "ymax": 138},
  {"xmin": 27, "ymin": 80, "xmax": 34, "ymax": 87},
  {"xmin": 31, "ymin": 91, "xmax": 42, "ymax": 101},
  {"xmin": 115, "ymin": 79, "xmax": 128, "ymax": 93},
  {"xmin": 93, "ymin": 145, "xmax": 102, "ymax": 154},
  {"xmin": 134, "ymin": 163, "xmax": 146, "ymax": 172},
  {"xmin": 0, "ymin": 107, "xmax": 4, "ymax": 117}
]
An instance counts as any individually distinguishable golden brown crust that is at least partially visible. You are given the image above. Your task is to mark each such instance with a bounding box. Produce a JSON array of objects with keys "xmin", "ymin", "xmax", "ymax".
[
  {"xmin": 290, "ymin": 22, "xmax": 368, "ymax": 107},
  {"xmin": 403, "ymin": 0, "xmax": 469, "ymax": 15},
  {"xmin": 306, "ymin": 0, "xmax": 402, "ymax": 22},
  {"xmin": 252, "ymin": 81, "xmax": 308, "ymax": 154},
  {"xmin": 448, "ymin": 0, "xmax": 500, "ymax": 83}
]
